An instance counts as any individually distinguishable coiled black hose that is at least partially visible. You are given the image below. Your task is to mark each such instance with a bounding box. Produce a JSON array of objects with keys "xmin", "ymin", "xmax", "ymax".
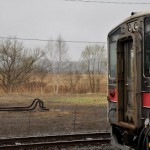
[
  {"xmin": 142, "ymin": 127, "xmax": 150, "ymax": 150},
  {"xmin": 136, "ymin": 127, "xmax": 147, "ymax": 150},
  {"xmin": 0, "ymin": 98, "xmax": 49, "ymax": 111}
]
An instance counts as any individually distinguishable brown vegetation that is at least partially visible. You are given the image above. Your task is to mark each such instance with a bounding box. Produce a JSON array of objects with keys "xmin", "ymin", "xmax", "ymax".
[
  {"xmin": 0, "ymin": 37, "xmax": 107, "ymax": 94},
  {"xmin": 1, "ymin": 74, "xmax": 107, "ymax": 94}
]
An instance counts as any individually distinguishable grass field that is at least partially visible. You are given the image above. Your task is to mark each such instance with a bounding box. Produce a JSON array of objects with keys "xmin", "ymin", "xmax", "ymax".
[
  {"xmin": 0, "ymin": 93, "xmax": 109, "ymax": 138},
  {"xmin": 51, "ymin": 94, "xmax": 106, "ymax": 104}
]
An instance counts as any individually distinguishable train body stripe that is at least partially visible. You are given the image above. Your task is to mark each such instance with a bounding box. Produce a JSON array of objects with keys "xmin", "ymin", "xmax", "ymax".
[
  {"xmin": 143, "ymin": 93, "xmax": 150, "ymax": 107},
  {"xmin": 108, "ymin": 89, "xmax": 117, "ymax": 102}
]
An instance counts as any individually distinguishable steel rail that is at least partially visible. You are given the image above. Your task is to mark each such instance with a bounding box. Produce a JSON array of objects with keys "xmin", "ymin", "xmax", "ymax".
[
  {"xmin": 0, "ymin": 132, "xmax": 110, "ymax": 144},
  {"xmin": 0, "ymin": 138, "xmax": 110, "ymax": 150},
  {"xmin": 0, "ymin": 132, "xmax": 110, "ymax": 149}
]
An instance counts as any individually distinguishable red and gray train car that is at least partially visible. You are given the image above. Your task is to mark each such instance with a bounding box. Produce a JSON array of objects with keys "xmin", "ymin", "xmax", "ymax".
[{"xmin": 108, "ymin": 11, "xmax": 150, "ymax": 150}]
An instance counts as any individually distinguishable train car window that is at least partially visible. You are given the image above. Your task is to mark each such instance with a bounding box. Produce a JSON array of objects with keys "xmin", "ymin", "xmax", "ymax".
[
  {"xmin": 144, "ymin": 18, "xmax": 150, "ymax": 77},
  {"xmin": 109, "ymin": 28, "xmax": 121, "ymax": 78}
]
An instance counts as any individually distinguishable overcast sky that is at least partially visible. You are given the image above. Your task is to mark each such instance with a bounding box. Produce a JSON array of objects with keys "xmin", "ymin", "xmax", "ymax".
[{"xmin": 0, "ymin": 0, "xmax": 150, "ymax": 60}]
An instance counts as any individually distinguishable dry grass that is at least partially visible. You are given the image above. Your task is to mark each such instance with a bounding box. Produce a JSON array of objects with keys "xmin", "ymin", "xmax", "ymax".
[{"xmin": 0, "ymin": 74, "xmax": 107, "ymax": 94}]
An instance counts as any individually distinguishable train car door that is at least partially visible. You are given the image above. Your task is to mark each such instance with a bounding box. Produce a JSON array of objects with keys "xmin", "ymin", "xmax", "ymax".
[{"xmin": 117, "ymin": 35, "xmax": 137, "ymax": 129}]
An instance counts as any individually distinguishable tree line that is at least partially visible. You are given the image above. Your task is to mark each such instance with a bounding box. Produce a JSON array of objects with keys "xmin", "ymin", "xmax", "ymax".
[{"xmin": 0, "ymin": 35, "xmax": 107, "ymax": 94}]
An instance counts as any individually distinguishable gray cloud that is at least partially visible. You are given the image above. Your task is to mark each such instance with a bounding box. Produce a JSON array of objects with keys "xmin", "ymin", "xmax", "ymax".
[{"xmin": 0, "ymin": 0, "xmax": 150, "ymax": 60}]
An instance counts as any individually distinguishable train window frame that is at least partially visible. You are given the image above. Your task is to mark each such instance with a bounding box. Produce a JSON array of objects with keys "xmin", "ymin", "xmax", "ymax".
[
  {"xmin": 144, "ymin": 17, "xmax": 150, "ymax": 77},
  {"xmin": 108, "ymin": 28, "xmax": 121, "ymax": 79}
]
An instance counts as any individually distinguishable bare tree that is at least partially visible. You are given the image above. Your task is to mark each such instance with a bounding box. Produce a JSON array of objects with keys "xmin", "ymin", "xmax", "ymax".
[
  {"xmin": 81, "ymin": 44, "xmax": 105, "ymax": 93},
  {"xmin": 35, "ymin": 57, "xmax": 52, "ymax": 94},
  {"xmin": 66, "ymin": 61, "xmax": 81, "ymax": 93},
  {"xmin": 53, "ymin": 34, "xmax": 69, "ymax": 94},
  {"xmin": 0, "ymin": 38, "xmax": 41, "ymax": 93},
  {"xmin": 45, "ymin": 39, "xmax": 54, "ymax": 65}
]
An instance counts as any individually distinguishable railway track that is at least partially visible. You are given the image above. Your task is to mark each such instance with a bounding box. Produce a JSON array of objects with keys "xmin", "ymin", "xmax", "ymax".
[{"xmin": 0, "ymin": 132, "xmax": 110, "ymax": 149}]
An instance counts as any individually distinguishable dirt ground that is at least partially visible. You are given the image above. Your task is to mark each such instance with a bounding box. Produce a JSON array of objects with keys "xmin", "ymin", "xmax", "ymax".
[{"xmin": 0, "ymin": 94, "xmax": 110, "ymax": 138}]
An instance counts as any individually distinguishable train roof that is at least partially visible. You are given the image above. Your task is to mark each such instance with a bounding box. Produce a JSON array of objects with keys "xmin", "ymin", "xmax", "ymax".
[{"xmin": 108, "ymin": 10, "xmax": 150, "ymax": 36}]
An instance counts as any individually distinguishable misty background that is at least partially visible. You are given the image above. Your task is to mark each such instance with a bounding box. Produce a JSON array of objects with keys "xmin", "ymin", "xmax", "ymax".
[{"xmin": 0, "ymin": 0, "xmax": 149, "ymax": 94}]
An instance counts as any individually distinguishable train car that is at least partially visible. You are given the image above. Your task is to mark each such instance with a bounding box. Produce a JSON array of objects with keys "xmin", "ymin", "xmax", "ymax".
[{"xmin": 108, "ymin": 11, "xmax": 150, "ymax": 150}]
